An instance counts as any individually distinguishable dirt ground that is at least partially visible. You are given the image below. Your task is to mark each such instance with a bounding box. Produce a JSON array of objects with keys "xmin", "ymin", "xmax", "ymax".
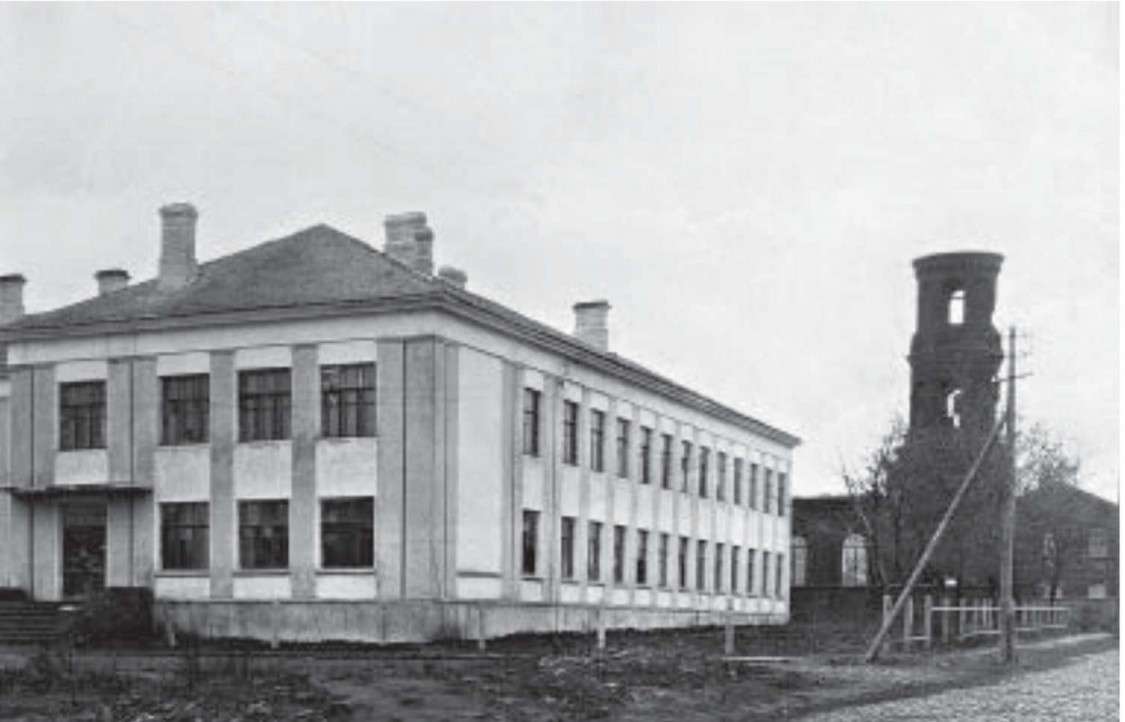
[{"xmin": 0, "ymin": 627, "xmax": 1114, "ymax": 721}]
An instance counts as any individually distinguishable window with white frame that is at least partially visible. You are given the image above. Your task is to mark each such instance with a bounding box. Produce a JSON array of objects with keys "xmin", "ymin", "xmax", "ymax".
[
  {"xmin": 841, "ymin": 533, "xmax": 868, "ymax": 587},
  {"xmin": 791, "ymin": 535, "xmax": 808, "ymax": 587}
]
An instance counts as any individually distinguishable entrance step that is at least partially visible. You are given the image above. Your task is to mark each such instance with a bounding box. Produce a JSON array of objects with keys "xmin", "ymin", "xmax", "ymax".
[{"xmin": 0, "ymin": 601, "xmax": 75, "ymax": 645}]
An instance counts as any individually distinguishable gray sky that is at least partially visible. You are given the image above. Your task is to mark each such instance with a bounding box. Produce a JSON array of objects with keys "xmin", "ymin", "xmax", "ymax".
[{"xmin": 1, "ymin": 3, "xmax": 1117, "ymax": 501}]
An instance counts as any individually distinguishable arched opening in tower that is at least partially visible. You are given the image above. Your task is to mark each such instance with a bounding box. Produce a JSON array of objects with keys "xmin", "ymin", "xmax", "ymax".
[
  {"xmin": 947, "ymin": 287, "xmax": 965, "ymax": 325},
  {"xmin": 945, "ymin": 388, "xmax": 962, "ymax": 429}
]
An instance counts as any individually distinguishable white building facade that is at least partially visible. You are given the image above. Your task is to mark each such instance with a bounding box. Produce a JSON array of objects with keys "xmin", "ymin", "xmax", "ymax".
[{"xmin": 0, "ymin": 205, "xmax": 798, "ymax": 642}]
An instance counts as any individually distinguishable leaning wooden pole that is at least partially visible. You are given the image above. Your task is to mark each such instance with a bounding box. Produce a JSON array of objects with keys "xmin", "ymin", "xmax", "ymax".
[{"xmin": 864, "ymin": 414, "xmax": 1005, "ymax": 662}]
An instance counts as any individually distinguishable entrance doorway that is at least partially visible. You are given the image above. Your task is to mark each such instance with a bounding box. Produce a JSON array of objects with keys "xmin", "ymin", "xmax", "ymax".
[{"xmin": 62, "ymin": 503, "xmax": 106, "ymax": 599}]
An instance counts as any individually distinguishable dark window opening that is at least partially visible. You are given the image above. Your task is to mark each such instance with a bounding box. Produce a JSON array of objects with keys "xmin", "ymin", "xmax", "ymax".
[
  {"xmin": 239, "ymin": 500, "xmax": 289, "ymax": 569},
  {"xmin": 322, "ymin": 364, "xmax": 376, "ymax": 438},
  {"xmin": 239, "ymin": 368, "xmax": 291, "ymax": 442},
  {"xmin": 60, "ymin": 381, "xmax": 106, "ymax": 451},
  {"xmin": 161, "ymin": 374, "xmax": 209, "ymax": 445},
  {"xmin": 161, "ymin": 502, "xmax": 209, "ymax": 570},
  {"xmin": 321, "ymin": 497, "xmax": 374, "ymax": 568}
]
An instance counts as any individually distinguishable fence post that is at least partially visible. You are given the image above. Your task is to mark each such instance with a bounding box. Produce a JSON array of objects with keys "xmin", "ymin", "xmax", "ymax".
[
  {"xmin": 270, "ymin": 600, "xmax": 280, "ymax": 651},
  {"xmin": 596, "ymin": 605, "xmax": 607, "ymax": 653},
  {"xmin": 923, "ymin": 595, "xmax": 933, "ymax": 650},
  {"xmin": 941, "ymin": 596, "xmax": 951, "ymax": 645},
  {"xmin": 882, "ymin": 594, "xmax": 893, "ymax": 655},
  {"xmin": 476, "ymin": 605, "xmax": 487, "ymax": 652},
  {"xmin": 902, "ymin": 595, "xmax": 914, "ymax": 651},
  {"xmin": 724, "ymin": 598, "xmax": 735, "ymax": 656}
]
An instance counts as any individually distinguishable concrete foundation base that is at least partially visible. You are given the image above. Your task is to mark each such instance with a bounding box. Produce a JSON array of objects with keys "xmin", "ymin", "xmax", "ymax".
[{"xmin": 156, "ymin": 599, "xmax": 789, "ymax": 644}]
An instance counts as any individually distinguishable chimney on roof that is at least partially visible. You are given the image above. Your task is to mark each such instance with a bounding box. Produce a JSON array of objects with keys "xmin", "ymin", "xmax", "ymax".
[
  {"xmin": 159, "ymin": 203, "xmax": 199, "ymax": 290},
  {"xmin": 412, "ymin": 225, "xmax": 435, "ymax": 275},
  {"xmin": 573, "ymin": 300, "xmax": 610, "ymax": 351},
  {"xmin": 383, "ymin": 211, "xmax": 426, "ymax": 268},
  {"xmin": 95, "ymin": 268, "xmax": 130, "ymax": 296},
  {"xmin": 437, "ymin": 266, "xmax": 467, "ymax": 289},
  {"xmin": 0, "ymin": 274, "xmax": 26, "ymax": 325}
]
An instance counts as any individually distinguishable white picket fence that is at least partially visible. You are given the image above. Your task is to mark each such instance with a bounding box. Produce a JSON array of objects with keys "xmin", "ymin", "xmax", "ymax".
[{"xmin": 881, "ymin": 594, "xmax": 1070, "ymax": 651}]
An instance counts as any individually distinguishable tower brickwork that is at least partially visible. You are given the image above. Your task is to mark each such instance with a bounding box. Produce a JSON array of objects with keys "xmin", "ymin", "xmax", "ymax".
[{"xmin": 909, "ymin": 252, "xmax": 1004, "ymax": 441}]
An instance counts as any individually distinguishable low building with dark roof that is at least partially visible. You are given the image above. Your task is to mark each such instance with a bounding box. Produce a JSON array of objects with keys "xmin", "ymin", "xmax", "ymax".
[{"xmin": 0, "ymin": 204, "xmax": 799, "ymax": 642}]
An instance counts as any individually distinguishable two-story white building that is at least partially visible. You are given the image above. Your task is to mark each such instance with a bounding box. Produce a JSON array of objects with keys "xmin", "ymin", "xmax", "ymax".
[{"xmin": 0, "ymin": 204, "xmax": 799, "ymax": 642}]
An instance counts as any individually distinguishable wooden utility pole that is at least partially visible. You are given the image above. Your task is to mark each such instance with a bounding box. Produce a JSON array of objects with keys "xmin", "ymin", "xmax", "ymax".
[
  {"xmin": 863, "ymin": 414, "xmax": 1004, "ymax": 662},
  {"xmin": 999, "ymin": 327, "xmax": 1017, "ymax": 663}
]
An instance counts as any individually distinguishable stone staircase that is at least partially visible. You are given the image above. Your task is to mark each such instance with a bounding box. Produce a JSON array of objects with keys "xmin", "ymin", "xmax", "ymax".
[{"xmin": 0, "ymin": 594, "xmax": 75, "ymax": 645}]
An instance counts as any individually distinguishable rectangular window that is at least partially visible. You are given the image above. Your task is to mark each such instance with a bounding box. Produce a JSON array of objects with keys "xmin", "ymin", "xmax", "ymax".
[
  {"xmin": 658, "ymin": 533, "xmax": 670, "ymax": 587},
  {"xmin": 731, "ymin": 546, "xmax": 740, "ymax": 594},
  {"xmin": 696, "ymin": 540, "xmax": 708, "ymax": 591},
  {"xmin": 239, "ymin": 500, "xmax": 289, "ymax": 569},
  {"xmin": 563, "ymin": 401, "xmax": 579, "ymax": 465},
  {"xmin": 615, "ymin": 418, "xmax": 631, "ymax": 478},
  {"xmin": 660, "ymin": 433, "xmax": 673, "ymax": 489},
  {"xmin": 321, "ymin": 363, "xmax": 376, "ymax": 438},
  {"xmin": 747, "ymin": 548, "xmax": 757, "ymax": 596},
  {"xmin": 1089, "ymin": 528, "xmax": 1109, "ymax": 558},
  {"xmin": 678, "ymin": 536, "xmax": 690, "ymax": 588},
  {"xmin": 681, "ymin": 441, "xmax": 692, "ymax": 492},
  {"xmin": 749, "ymin": 463, "xmax": 759, "ymax": 509},
  {"xmin": 714, "ymin": 543, "xmax": 725, "ymax": 593},
  {"xmin": 764, "ymin": 469, "xmax": 774, "ymax": 514},
  {"xmin": 238, "ymin": 368, "xmax": 291, "ymax": 442},
  {"xmin": 777, "ymin": 553, "xmax": 786, "ymax": 598},
  {"xmin": 636, "ymin": 529, "xmax": 649, "ymax": 585},
  {"xmin": 590, "ymin": 410, "xmax": 606, "ymax": 473},
  {"xmin": 777, "ymin": 472, "xmax": 787, "ymax": 516},
  {"xmin": 321, "ymin": 497, "xmax": 373, "ymax": 568},
  {"xmin": 59, "ymin": 381, "xmax": 106, "ymax": 451},
  {"xmin": 762, "ymin": 551, "xmax": 771, "ymax": 597},
  {"xmin": 561, "ymin": 516, "xmax": 576, "ymax": 580},
  {"xmin": 639, "ymin": 426, "xmax": 653, "ymax": 484},
  {"xmin": 698, "ymin": 447, "xmax": 710, "ymax": 498},
  {"xmin": 613, "ymin": 525, "xmax": 626, "ymax": 583},
  {"xmin": 716, "ymin": 452, "xmax": 727, "ymax": 501},
  {"xmin": 522, "ymin": 509, "xmax": 539, "ymax": 576},
  {"xmin": 161, "ymin": 502, "xmax": 209, "ymax": 570},
  {"xmin": 588, "ymin": 521, "xmax": 603, "ymax": 581},
  {"xmin": 161, "ymin": 374, "xmax": 209, "ymax": 445},
  {"xmin": 522, "ymin": 388, "xmax": 541, "ymax": 457},
  {"xmin": 733, "ymin": 458, "xmax": 743, "ymax": 505}
]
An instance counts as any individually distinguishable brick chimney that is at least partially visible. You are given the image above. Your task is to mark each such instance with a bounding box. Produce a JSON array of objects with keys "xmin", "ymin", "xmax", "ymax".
[
  {"xmin": 0, "ymin": 274, "xmax": 25, "ymax": 325},
  {"xmin": 383, "ymin": 212, "xmax": 426, "ymax": 268},
  {"xmin": 412, "ymin": 225, "xmax": 435, "ymax": 275},
  {"xmin": 573, "ymin": 300, "xmax": 610, "ymax": 351},
  {"xmin": 95, "ymin": 269, "xmax": 130, "ymax": 296},
  {"xmin": 437, "ymin": 266, "xmax": 467, "ymax": 289},
  {"xmin": 159, "ymin": 203, "xmax": 199, "ymax": 290}
]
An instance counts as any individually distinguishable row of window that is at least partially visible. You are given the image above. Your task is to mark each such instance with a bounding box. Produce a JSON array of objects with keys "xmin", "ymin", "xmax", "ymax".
[
  {"xmin": 788, "ymin": 534, "xmax": 869, "ymax": 588},
  {"xmin": 522, "ymin": 510, "xmax": 786, "ymax": 598},
  {"xmin": 524, "ymin": 390, "xmax": 788, "ymax": 514},
  {"xmin": 59, "ymin": 363, "xmax": 376, "ymax": 451},
  {"xmin": 161, "ymin": 497, "xmax": 374, "ymax": 571}
]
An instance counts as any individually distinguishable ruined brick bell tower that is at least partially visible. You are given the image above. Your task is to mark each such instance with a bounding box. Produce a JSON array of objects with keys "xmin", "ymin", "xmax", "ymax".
[{"xmin": 909, "ymin": 252, "xmax": 1004, "ymax": 441}]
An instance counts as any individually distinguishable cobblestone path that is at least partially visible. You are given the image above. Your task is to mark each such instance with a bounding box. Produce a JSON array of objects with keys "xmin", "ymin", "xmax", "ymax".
[{"xmin": 803, "ymin": 648, "xmax": 1118, "ymax": 721}]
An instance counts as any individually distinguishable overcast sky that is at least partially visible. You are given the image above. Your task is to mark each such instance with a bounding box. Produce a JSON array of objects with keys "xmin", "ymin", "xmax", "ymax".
[{"xmin": 0, "ymin": 3, "xmax": 1117, "ymax": 501}]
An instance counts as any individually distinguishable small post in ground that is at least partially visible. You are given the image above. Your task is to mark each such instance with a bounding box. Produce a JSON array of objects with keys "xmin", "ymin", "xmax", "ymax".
[
  {"xmin": 270, "ymin": 599, "xmax": 280, "ymax": 651},
  {"xmin": 923, "ymin": 595, "xmax": 933, "ymax": 650},
  {"xmin": 903, "ymin": 595, "xmax": 914, "ymax": 651},
  {"xmin": 942, "ymin": 596, "xmax": 952, "ymax": 645},
  {"xmin": 724, "ymin": 598, "xmax": 735, "ymax": 656},
  {"xmin": 881, "ymin": 594, "xmax": 893, "ymax": 656},
  {"xmin": 596, "ymin": 604, "xmax": 607, "ymax": 653},
  {"xmin": 476, "ymin": 605, "xmax": 487, "ymax": 652}
]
